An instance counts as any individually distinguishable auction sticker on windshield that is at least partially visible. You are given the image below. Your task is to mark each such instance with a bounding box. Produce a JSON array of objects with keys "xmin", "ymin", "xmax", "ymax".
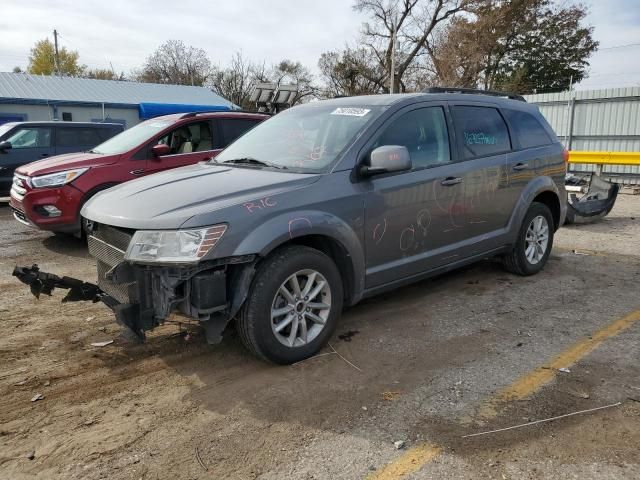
[{"xmin": 331, "ymin": 107, "xmax": 371, "ymax": 117}]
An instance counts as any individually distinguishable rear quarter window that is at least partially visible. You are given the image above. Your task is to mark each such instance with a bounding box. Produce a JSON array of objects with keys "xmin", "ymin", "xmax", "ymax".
[
  {"xmin": 503, "ymin": 109, "xmax": 552, "ymax": 149},
  {"xmin": 451, "ymin": 106, "xmax": 511, "ymax": 159},
  {"xmin": 220, "ymin": 118, "xmax": 261, "ymax": 146}
]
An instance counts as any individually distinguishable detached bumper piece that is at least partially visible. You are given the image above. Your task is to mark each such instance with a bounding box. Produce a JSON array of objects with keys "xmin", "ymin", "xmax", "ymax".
[
  {"xmin": 565, "ymin": 174, "xmax": 620, "ymax": 224},
  {"xmin": 13, "ymin": 264, "xmax": 102, "ymax": 302}
]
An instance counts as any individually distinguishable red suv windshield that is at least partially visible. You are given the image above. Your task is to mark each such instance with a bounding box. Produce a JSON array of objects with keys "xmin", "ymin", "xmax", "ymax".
[{"xmin": 91, "ymin": 119, "xmax": 173, "ymax": 155}]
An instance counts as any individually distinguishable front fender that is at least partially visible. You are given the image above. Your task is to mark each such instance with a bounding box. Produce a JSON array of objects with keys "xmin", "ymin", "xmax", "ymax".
[
  {"xmin": 231, "ymin": 210, "xmax": 366, "ymax": 304},
  {"xmin": 507, "ymin": 176, "xmax": 563, "ymax": 242}
]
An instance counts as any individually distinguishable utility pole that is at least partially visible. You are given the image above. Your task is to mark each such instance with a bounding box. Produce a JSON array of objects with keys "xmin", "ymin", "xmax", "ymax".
[
  {"xmin": 53, "ymin": 29, "xmax": 60, "ymax": 76},
  {"xmin": 390, "ymin": 12, "xmax": 397, "ymax": 94}
]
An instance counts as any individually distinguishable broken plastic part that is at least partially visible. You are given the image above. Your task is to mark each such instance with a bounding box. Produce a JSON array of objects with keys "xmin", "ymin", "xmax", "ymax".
[
  {"xmin": 565, "ymin": 174, "xmax": 619, "ymax": 224},
  {"xmin": 12, "ymin": 264, "xmax": 102, "ymax": 302}
]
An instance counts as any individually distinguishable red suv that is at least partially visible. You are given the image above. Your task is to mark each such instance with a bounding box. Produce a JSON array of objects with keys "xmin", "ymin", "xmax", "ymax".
[{"xmin": 10, "ymin": 111, "xmax": 267, "ymax": 235}]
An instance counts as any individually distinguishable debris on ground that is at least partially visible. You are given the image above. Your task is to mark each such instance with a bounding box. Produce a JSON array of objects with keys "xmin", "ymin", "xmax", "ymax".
[
  {"xmin": 394, "ymin": 440, "xmax": 406, "ymax": 450},
  {"xmin": 382, "ymin": 391, "xmax": 402, "ymax": 401},
  {"xmin": 90, "ymin": 340, "xmax": 113, "ymax": 347},
  {"xmin": 338, "ymin": 330, "xmax": 360, "ymax": 342},
  {"xmin": 565, "ymin": 174, "xmax": 620, "ymax": 224},
  {"xmin": 26, "ymin": 451, "xmax": 35, "ymax": 460},
  {"xmin": 31, "ymin": 393, "xmax": 44, "ymax": 402},
  {"xmin": 14, "ymin": 379, "xmax": 28, "ymax": 386},
  {"xmin": 43, "ymin": 380, "xmax": 50, "ymax": 387},
  {"xmin": 462, "ymin": 402, "xmax": 622, "ymax": 438},
  {"xmin": 558, "ymin": 367, "xmax": 571, "ymax": 373},
  {"xmin": 85, "ymin": 316, "xmax": 95, "ymax": 322}
]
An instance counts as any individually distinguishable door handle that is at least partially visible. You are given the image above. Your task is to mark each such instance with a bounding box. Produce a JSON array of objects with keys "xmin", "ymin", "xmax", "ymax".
[
  {"xmin": 129, "ymin": 169, "xmax": 145, "ymax": 175},
  {"xmin": 441, "ymin": 176, "xmax": 462, "ymax": 186},
  {"xmin": 513, "ymin": 162, "xmax": 529, "ymax": 171},
  {"xmin": 40, "ymin": 153, "xmax": 49, "ymax": 157}
]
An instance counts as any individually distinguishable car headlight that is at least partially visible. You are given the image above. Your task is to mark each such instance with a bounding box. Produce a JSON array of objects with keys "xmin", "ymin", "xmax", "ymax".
[
  {"xmin": 125, "ymin": 225, "xmax": 228, "ymax": 263},
  {"xmin": 31, "ymin": 168, "xmax": 89, "ymax": 188}
]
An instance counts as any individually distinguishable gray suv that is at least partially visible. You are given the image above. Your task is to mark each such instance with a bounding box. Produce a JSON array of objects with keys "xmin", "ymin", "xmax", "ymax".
[{"xmin": 14, "ymin": 90, "xmax": 567, "ymax": 364}]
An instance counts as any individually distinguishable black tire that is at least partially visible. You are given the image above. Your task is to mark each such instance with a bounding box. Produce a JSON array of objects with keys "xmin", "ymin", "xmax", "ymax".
[
  {"xmin": 502, "ymin": 202, "xmax": 554, "ymax": 276},
  {"xmin": 237, "ymin": 245, "xmax": 343, "ymax": 364}
]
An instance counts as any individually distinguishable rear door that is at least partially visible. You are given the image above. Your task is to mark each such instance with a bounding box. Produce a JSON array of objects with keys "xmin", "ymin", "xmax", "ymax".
[
  {"xmin": 144, "ymin": 120, "xmax": 221, "ymax": 175},
  {"xmin": 448, "ymin": 103, "xmax": 515, "ymax": 252},
  {"xmin": 0, "ymin": 126, "xmax": 53, "ymax": 188}
]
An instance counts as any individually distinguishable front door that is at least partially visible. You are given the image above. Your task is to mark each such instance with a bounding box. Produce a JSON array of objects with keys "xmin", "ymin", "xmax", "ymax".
[
  {"xmin": 363, "ymin": 104, "xmax": 468, "ymax": 288},
  {"xmin": 145, "ymin": 120, "xmax": 221, "ymax": 175},
  {"xmin": 0, "ymin": 126, "xmax": 53, "ymax": 190}
]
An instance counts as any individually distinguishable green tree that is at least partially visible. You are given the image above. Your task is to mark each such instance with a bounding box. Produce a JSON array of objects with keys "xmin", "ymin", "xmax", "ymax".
[
  {"xmin": 27, "ymin": 38, "xmax": 85, "ymax": 76},
  {"xmin": 85, "ymin": 68, "xmax": 126, "ymax": 81},
  {"xmin": 429, "ymin": 0, "xmax": 598, "ymax": 94}
]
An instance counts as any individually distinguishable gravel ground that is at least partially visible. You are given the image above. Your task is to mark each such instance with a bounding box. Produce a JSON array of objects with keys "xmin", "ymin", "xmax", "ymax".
[{"xmin": 0, "ymin": 195, "xmax": 638, "ymax": 480}]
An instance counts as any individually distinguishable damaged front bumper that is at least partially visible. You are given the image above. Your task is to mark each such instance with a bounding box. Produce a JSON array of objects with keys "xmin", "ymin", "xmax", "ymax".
[{"xmin": 14, "ymin": 224, "xmax": 256, "ymax": 344}]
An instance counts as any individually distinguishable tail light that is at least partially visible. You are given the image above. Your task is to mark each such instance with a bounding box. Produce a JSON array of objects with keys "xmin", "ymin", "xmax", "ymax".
[{"xmin": 562, "ymin": 148, "xmax": 570, "ymax": 164}]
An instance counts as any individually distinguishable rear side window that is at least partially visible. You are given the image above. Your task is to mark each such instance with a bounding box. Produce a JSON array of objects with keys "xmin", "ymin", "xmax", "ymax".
[
  {"xmin": 57, "ymin": 127, "xmax": 103, "ymax": 147},
  {"xmin": 451, "ymin": 106, "xmax": 511, "ymax": 159},
  {"xmin": 503, "ymin": 110, "xmax": 552, "ymax": 149},
  {"xmin": 220, "ymin": 119, "xmax": 260, "ymax": 146}
]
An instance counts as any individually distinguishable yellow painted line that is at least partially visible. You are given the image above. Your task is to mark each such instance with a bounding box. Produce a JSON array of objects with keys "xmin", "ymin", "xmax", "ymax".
[
  {"xmin": 365, "ymin": 307, "xmax": 640, "ymax": 479},
  {"xmin": 366, "ymin": 443, "xmax": 442, "ymax": 480},
  {"xmin": 479, "ymin": 306, "xmax": 640, "ymax": 418}
]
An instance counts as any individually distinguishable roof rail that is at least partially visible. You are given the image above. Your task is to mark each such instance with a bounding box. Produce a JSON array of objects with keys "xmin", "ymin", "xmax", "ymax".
[
  {"xmin": 423, "ymin": 87, "xmax": 526, "ymax": 102},
  {"xmin": 179, "ymin": 110, "xmax": 271, "ymax": 119}
]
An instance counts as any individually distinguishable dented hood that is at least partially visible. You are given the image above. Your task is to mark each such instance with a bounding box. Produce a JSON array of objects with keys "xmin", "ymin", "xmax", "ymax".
[{"xmin": 82, "ymin": 162, "xmax": 321, "ymax": 230}]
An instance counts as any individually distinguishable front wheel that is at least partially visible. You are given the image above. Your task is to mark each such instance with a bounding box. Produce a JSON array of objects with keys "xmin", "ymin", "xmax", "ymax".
[
  {"xmin": 237, "ymin": 245, "xmax": 344, "ymax": 364},
  {"xmin": 502, "ymin": 202, "xmax": 554, "ymax": 276}
]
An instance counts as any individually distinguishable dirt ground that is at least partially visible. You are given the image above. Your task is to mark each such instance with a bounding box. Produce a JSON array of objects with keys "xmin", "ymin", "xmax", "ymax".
[{"xmin": 0, "ymin": 196, "xmax": 639, "ymax": 480}]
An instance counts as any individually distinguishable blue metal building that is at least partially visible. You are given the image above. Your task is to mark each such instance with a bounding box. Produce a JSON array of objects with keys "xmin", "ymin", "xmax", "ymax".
[{"xmin": 0, "ymin": 72, "xmax": 236, "ymax": 128}]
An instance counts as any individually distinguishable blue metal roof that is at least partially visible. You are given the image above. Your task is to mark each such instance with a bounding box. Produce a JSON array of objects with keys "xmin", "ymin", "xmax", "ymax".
[{"xmin": 0, "ymin": 72, "xmax": 235, "ymax": 109}]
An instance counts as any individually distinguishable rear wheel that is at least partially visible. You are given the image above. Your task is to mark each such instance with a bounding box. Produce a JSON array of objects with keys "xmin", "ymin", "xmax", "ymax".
[
  {"xmin": 237, "ymin": 245, "xmax": 343, "ymax": 364},
  {"xmin": 503, "ymin": 202, "xmax": 554, "ymax": 276}
]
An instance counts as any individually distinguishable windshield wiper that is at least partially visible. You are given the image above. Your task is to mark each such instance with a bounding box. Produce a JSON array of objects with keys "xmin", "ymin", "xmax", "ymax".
[{"xmin": 218, "ymin": 157, "xmax": 287, "ymax": 170}]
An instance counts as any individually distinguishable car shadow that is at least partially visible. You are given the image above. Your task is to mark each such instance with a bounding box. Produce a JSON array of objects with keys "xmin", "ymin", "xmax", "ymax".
[
  {"xmin": 42, "ymin": 234, "xmax": 90, "ymax": 259},
  {"xmin": 115, "ymin": 260, "xmax": 509, "ymax": 431}
]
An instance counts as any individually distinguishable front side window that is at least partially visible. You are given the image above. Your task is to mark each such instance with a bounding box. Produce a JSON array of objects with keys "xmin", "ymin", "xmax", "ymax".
[
  {"xmin": 154, "ymin": 121, "xmax": 213, "ymax": 154},
  {"xmin": 214, "ymin": 104, "xmax": 383, "ymax": 173},
  {"xmin": 372, "ymin": 107, "xmax": 451, "ymax": 169},
  {"xmin": 5, "ymin": 127, "xmax": 52, "ymax": 149},
  {"xmin": 503, "ymin": 109, "xmax": 552, "ymax": 149},
  {"xmin": 451, "ymin": 106, "xmax": 511, "ymax": 159}
]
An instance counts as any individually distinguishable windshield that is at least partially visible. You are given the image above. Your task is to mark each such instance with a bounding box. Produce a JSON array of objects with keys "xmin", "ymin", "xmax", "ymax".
[
  {"xmin": 0, "ymin": 123, "xmax": 16, "ymax": 139},
  {"xmin": 214, "ymin": 104, "xmax": 382, "ymax": 172},
  {"xmin": 91, "ymin": 119, "xmax": 173, "ymax": 155}
]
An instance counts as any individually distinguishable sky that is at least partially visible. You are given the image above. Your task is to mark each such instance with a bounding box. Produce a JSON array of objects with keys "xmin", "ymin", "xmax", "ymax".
[{"xmin": 0, "ymin": 0, "xmax": 639, "ymax": 91}]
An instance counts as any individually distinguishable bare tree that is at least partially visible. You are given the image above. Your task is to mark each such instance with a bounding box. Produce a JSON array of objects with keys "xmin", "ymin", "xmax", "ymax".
[
  {"xmin": 135, "ymin": 40, "xmax": 211, "ymax": 86},
  {"xmin": 354, "ymin": 0, "xmax": 475, "ymax": 92},
  {"xmin": 269, "ymin": 60, "xmax": 318, "ymax": 105},
  {"xmin": 209, "ymin": 51, "xmax": 259, "ymax": 109}
]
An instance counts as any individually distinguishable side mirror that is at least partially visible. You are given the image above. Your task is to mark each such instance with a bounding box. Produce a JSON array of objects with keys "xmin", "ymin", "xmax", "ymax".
[
  {"xmin": 0, "ymin": 141, "xmax": 12, "ymax": 153},
  {"xmin": 152, "ymin": 144, "xmax": 171, "ymax": 157},
  {"xmin": 360, "ymin": 145, "xmax": 411, "ymax": 177}
]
